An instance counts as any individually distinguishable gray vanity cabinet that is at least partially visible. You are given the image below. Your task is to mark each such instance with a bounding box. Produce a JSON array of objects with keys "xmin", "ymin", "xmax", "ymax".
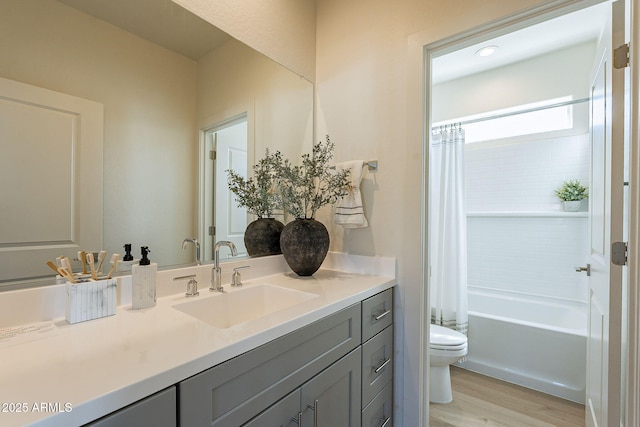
[
  {"xmin": 179, "ymin": 303, "xmax": 362, "ymax": 426},
  {"xmin": 361, "ymin": 288, "xmax": 394, "ymax": 426},
  {"xmin": 83, "ymin": 386, "xmax": 176, "ymax": 427},
  {"xmin": 243, "ymin": 347, "xmax": 362, "ymax": 427}
]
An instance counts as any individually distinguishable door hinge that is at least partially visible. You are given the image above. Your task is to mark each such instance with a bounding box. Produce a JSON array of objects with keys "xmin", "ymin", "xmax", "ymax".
[
  {"xmin": 209, "ymin": 150, "xmax": 216, "ymax": 160},
  {"xmin": 208, "ymin": 226, "xmax": 215, "ymax": 236},
  {"xmin": 614, "ymin": 43, "xmax": 630, "ymax": 69},
  {"xmin": 612, "ymin": 241, "xmax": 628, "ymax": 266}
]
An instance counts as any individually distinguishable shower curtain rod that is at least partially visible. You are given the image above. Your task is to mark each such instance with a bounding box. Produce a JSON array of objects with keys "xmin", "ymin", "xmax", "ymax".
[{"xmin": 432, "ymin": 97, "xmax": 590, "ymax": 130}]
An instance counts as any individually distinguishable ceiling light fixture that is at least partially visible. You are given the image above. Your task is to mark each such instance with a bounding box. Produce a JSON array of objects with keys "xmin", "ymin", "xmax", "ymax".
[{"xmin": 475, "ymin": 45, "xmax": 499, "ymax": 57}]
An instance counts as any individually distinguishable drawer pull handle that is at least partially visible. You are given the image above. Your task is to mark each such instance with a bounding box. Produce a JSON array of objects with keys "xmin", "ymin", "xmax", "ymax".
[
  {"xmin": 374, "ymin": 309, "xmax": 391, "ymax": 321},
  {"xmin": 291, "ymin": 411, "xmax": 303, "ymax": 425},
  {"xmin": 374, "ymin": 357, "xmax": 392, "ymax": 374},
  {"xmin": 380, "ymin": 415, "xmax": 391, "ymax": 427}
]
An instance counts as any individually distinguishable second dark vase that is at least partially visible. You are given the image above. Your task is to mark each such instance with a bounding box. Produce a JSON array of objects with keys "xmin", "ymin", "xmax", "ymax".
[
  {"xmin": 279, "ymin": 218, "xmax": 329, "ymax": 276},
  {"xmin": 244, "ymin": 218, "xmax": 284, "ymax": 257}
]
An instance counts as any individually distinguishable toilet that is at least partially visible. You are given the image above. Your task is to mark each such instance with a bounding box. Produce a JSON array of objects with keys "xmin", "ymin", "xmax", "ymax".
[{"xmin": 429, "ymin": 324, "xmax": 468, "ymax": 404}]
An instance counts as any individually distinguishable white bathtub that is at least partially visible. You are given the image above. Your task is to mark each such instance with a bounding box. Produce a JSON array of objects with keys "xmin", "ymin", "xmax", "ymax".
[{"xmin": 458, "ymin": 288, "xmax": 587, "ymax": 403}]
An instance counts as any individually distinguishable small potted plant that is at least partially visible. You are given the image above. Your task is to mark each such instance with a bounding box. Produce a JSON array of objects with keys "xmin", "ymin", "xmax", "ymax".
[
  {"xmin": 555, "ymin": 179, "xmax": 588, "ymax": 212},
  {"xmin": 227, "ymin": 151, "xmax": 284, "ymax": 256},
  {"xmin": 273, "ymin": 136, "xmax": 350, "ymax": 276}
]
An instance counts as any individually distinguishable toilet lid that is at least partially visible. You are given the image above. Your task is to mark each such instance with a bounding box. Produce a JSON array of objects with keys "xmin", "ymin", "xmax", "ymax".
[{"xmin": 430, "ymin": 324, "xmax": 467, "ymax": 346}]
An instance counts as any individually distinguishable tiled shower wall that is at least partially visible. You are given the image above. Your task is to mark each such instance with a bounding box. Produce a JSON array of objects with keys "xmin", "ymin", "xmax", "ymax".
[
  {"xmin": 465, "ymin": 134, "xmax": 590, "ymax": 303},
  {"xmin": 466, "ymin": 134, "xmax": 590, "ymax": 212}
]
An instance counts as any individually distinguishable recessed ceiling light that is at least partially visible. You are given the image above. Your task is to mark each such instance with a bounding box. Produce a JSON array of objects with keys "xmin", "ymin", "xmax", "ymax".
[{"xmin": 475, "ymin": 45, "xmax": 499, "ymax": 57}]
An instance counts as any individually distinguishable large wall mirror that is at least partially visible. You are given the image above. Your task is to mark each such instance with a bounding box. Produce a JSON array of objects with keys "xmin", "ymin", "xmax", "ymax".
[{"xmin": 0, "ymin": 0, "xmax": 313, "ymax": 290}]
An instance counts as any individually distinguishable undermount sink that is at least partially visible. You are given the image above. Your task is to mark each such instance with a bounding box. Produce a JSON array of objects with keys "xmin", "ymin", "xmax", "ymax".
[{"xmin": 172, "ymin": 284, "xmax": 318, "ymax": 329}]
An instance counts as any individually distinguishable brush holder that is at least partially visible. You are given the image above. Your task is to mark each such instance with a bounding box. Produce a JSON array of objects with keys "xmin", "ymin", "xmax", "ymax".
[{"xmin": 65, "ymin": 278, "xmax": 117, "ymax": 324}]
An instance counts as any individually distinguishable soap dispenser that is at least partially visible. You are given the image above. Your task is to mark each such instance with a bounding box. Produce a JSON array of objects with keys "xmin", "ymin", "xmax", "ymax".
[
  {"xmin": 123, "ymin": 243, "xmax": 134, "ymax": 261},
  {"xmin": 131, "ymin": 246, "xmax": 157, "ymax": 309},
  {"xmin": 117, "ymin": 243, "xmax": 137, "ymax": 273}
]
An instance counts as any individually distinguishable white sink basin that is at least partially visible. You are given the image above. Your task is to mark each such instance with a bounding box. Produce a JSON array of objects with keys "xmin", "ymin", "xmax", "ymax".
[{"xmin": 172, "ymin": 284, "xmax": 318, "ymax": 328}]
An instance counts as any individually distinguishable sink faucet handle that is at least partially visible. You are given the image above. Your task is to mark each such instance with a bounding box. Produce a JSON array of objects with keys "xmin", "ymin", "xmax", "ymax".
[
  {"xmin": 174, "ymin": 274, "xmax": 199, "ymax": 297},
  {"xmin": 231, "ymin": 266, "xmax": 250, "ymax": 287}
]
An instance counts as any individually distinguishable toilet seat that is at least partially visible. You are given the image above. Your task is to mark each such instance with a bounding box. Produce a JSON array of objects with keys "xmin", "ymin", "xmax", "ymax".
[
  {"xmin": 430, "ymin": 324, "xmax": 467, "ymax": 351},
  {"xmin": 430, "ymin": 342, "xmax": 467, "ymax": 351}
]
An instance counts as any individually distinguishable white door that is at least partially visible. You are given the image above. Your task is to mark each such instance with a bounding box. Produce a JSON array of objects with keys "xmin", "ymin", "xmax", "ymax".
[
  {"xmin": 214, "ymin": 121, "xmax": 248, "ymax": 258},
  {"xmin": 585, "ymin": 1, "xmax": 627, "ymax": 426},
  {"xmin": 0, "ymin": 77, "xmax": 103, "ymax": 284}
]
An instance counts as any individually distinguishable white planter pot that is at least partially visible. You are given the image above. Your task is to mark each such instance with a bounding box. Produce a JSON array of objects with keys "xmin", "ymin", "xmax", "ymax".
[{"xmin": 563, "ymin": 200, "xmax": 582, "ymax": 212}]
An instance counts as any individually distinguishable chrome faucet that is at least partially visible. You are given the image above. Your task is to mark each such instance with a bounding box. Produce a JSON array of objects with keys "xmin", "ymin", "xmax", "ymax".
[
  {"xmin": 210, "ymin": 241, "xmax": 238, "ymax": 292},
  {"xmin": 182, "ymin": 238, "xmax": 201, "ymax": 266}
]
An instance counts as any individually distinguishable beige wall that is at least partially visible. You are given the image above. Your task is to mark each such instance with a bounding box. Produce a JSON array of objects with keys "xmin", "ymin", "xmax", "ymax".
[
  {"xmin": 0, "ymin": 0, "xmax": 198, "ymax": 267},
  {"xmin": 173, "ymin": 0, "xmax": 316, "ymax": 82},
  {"xmin": 197, "ymin": 38, "xmax": 313, "ymax": 163},
  {"xmin": 314, "ymin": 0, "xmax": 551, "ymax": 424}
]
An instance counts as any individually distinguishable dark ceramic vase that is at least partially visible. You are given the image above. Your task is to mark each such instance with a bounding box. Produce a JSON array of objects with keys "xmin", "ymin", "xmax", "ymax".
[
  {"xmin": 280, "ymin": 218, "xmax": 329, "ymax": 276},
  {"xmin": 244, "ymin": 218, "xmax": 284, "ymax": 256}
]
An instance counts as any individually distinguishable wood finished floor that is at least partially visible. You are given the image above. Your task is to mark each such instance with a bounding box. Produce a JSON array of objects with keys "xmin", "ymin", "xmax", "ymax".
[{"xmin": 429, "ymin": 367, "xmax": 586, "ymax": 427}]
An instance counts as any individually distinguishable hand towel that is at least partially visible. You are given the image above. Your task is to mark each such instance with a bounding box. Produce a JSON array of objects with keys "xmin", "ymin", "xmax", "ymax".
[{"xmin": 333, "ymin": 160, "xmax": 368, "ymax": 228}]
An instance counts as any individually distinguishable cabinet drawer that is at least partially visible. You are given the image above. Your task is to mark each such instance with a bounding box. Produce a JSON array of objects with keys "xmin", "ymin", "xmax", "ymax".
[
  {"xmin": 362, "ymin": 325, "xmax": 393, "ymax": 406},
  {"xmin": 362, "ymin": 289, "xmax": 393, "ymax": 342},
  {"xmin": 362, "ymin": 382, "xmax": 393, "ymax": 427},
  {"xmin": 84, "ymin": 386, "xmax": 176, "ymax": 427},
  {"xmin": 179, "ymin": 303, "xmax": 361, "ymax": 427}
]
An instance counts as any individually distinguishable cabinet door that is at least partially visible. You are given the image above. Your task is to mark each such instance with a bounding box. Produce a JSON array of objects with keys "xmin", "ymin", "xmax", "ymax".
[
  {"xmin": 84, "ymin": 386, "xmax": 176, "ymax": 427},
  {"xmin": 243, "ymin": 389, "xmax": 301, "ymax": 427},
  {"xmin": 301, "ymin": 347, "xmax": 361, "ymax": 427}
]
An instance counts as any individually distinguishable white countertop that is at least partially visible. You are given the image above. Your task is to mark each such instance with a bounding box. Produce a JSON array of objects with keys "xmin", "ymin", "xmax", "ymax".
[{"xmin": 0, "ymin": 254, "xmax": 395, "ymax": 426}]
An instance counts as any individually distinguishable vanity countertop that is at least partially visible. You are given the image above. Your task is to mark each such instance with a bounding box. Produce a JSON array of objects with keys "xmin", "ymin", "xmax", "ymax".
[{"xmin": 0, "ymin": 257, "xmax": 395, "ymax": 427}]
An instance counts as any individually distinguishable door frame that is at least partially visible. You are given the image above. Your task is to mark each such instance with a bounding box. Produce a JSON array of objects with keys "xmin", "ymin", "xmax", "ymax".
[
  {"xmin": 626, "ymin": 1, "xmax": 640, "ymax": 425},
  {"xmin": 418, "ymin": 0, "xmax": 638, "ymax": 424},
  {"xmin": 198, "ymin": 113, "xmax": 251, "ymax": 263}
]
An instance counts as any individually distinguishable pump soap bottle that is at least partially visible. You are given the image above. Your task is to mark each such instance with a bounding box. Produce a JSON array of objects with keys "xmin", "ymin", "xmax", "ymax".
[
  {"xmin": 131, "ymin": 246, "xmax": 157, "ymax": 309},
  {"xmin": 117, "ymin": 243, "xmax": 137, "ymax": 273}
]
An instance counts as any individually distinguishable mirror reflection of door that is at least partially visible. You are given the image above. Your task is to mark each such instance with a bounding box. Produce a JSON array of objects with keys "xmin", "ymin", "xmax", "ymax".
[
  {"xmin": 0, "ymin": 77, "xmax": 103, "ymax": 284},
  {"xmin": 202, "ymin": 117, "xmax": 248, "ymax": 261}
]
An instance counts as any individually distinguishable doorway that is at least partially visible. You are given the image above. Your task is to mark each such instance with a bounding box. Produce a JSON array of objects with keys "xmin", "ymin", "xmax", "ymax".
[
  {"xmin": 200, "ymin": 115, "xmax": 249, "ymax": 262},
  {"xmin": 424, "ymin": 1, "xmax": 629, "ymax": 425}
]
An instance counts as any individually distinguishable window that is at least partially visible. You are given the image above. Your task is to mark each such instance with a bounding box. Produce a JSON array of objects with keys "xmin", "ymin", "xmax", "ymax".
[{"xmin": 433, "ymin": 96, "xmax": 576, "ymax": 143}]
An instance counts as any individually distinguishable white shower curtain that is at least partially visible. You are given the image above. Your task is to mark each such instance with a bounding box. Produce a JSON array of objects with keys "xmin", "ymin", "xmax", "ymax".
[{"xmin": 430, "ymin": 125, "xmax": 468, "ymax": 335}]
